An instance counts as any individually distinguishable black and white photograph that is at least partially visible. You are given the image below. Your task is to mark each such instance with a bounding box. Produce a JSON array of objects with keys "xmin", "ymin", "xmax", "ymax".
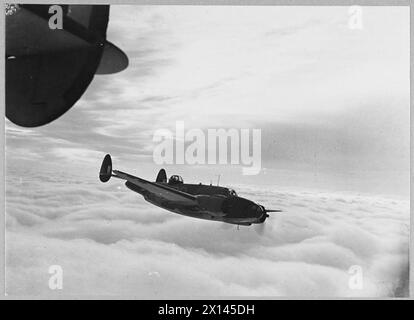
[{"xmin": 3, "ymin": 3, "xmax": 411, "ymax": 299}]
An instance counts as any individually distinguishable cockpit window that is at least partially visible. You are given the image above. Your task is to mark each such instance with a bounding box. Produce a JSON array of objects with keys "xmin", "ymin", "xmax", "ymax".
[
  {"xmin": 229, "ymin": 189, "xmax": 237, "ymax": 197},
  {"xmin": 168, "ymin": 175, "xmax": 183, "ymax": 184}
]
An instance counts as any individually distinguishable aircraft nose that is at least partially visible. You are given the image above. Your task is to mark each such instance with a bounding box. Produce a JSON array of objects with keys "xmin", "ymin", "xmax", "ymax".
[
  {"xmin": 249, "ymin": 204, "xmax": 269, "ymax": 223},
  {"xmin": 258, "ymin": 212, "xmax": 269, "ymax": 223},
  {"xmin": 245, "ymin": 204, "xmax": 264, "ymax": 219},
  {"xmin": 222, "ymin": 197, "xmax": 262, "ymax": 219}
]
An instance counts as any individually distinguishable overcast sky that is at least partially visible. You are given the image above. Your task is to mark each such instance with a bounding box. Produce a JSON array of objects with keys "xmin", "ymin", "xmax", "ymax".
[
  {"xmin": 6, "ymin": 5, "xmax": 409, "ymax": 196},
  {"xmin": 5, "ymin": 5, "xmax": 410, "ymax": 297}
]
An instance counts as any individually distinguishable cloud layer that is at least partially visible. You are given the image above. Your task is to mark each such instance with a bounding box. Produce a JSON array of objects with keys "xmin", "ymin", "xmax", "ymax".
[{"xmin": 6, "ymin": 164, "xmax": 409, "ymax": 297}]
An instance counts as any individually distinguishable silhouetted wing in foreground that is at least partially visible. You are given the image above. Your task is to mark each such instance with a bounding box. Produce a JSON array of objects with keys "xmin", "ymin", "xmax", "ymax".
[{"xmin": 6, "ymin": 4, "xmax": 128, "ymax": 127}]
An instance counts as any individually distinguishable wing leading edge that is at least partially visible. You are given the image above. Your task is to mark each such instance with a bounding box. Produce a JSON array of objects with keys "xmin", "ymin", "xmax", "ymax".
[{"xmin": 113, "ymin": 170, "xmax": 198, "ymax": 206}]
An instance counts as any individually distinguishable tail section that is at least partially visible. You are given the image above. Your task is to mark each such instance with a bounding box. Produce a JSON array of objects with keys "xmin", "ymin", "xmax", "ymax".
[
  {"xmin": 156, "ymin": 169, "xmax": 167, "ymax": 183},
  {"xmin": 99, "ymin": 154, "xmax": 112, "ymax": 182}
]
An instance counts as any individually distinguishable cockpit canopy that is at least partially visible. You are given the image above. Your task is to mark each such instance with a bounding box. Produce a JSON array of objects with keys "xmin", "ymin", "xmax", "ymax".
[
  {"xmin": 228, "ymin": 189, "xmax": 238, "ymax": 197},
  {"xmin": 168, "ymin": 175, "xmax": 183, "ymax": 185}
]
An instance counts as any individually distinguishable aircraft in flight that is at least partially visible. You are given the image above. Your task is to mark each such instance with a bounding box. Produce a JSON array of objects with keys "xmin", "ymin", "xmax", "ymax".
[
  {"xmin": 99, "ymin": 154, "xmax": 282, "ymax": 227},
  {"xmin": 5, "ymin": 4, "xmax": 128, "ymax": 127}
]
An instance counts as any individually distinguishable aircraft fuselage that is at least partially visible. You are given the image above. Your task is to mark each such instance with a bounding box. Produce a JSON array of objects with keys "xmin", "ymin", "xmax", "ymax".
[
  {"xmin": 124, "ymin": 181, "xmax": 266, "ymax": 225},
  {"xmin": 99, "ymin": 154, "xmax": 276, "ymax": 226}
]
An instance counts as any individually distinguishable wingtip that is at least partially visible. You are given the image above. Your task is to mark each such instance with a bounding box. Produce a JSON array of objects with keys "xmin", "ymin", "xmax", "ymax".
[{"xmin": 95, "ymin": 41, "xmax": 129, "ymax": 75}]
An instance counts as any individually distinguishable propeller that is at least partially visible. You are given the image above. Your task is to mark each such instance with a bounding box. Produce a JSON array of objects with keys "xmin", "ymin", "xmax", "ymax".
[
  {"xmin": 264, "ymin": 209, "xmax": 283, "ymax": 213},
  {"xmin": 259, "ymin": 205, "xmax": 283, "ymax": 216}
]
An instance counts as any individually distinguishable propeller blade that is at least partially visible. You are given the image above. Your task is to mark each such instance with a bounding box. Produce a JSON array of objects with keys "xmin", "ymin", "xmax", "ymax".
[{"xmin": 265, "ymin": 209, "xmax": 283, "ymax": 213}]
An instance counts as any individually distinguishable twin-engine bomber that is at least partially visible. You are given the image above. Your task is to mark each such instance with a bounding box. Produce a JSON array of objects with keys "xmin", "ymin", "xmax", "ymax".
[{"xmin": 99, "ymin": 154, "xmax": 282, "ymax": 227}]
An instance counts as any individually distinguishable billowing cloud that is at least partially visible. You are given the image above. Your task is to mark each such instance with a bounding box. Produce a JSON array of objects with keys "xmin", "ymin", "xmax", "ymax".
[{"xmin": 6, "ymin": 164, "xmax": 409, "ymax": 297}]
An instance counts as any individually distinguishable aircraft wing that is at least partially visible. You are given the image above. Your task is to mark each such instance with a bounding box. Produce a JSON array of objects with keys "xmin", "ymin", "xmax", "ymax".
[
  {"xmin": 6, "ymin": 4, "xmax": 128, "ymax": 127},
  {"xmin": 113, "ymin": 170, "xmax": 199, "ymax": 206}
]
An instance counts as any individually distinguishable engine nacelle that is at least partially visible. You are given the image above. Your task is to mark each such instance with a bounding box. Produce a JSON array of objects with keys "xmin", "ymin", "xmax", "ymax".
[{"xmin": 196, "ymin": 195, "xmax": 226, "ymax": 213}]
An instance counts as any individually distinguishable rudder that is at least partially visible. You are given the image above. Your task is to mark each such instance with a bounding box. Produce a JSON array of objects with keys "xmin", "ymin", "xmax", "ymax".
[
  {"xmin": 156, "ymin": 169, "xmax": 167, "ymax": 183},
  {"xmin": 99, "ymin": 154, "xmax": 112, "ymax": 182}
]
